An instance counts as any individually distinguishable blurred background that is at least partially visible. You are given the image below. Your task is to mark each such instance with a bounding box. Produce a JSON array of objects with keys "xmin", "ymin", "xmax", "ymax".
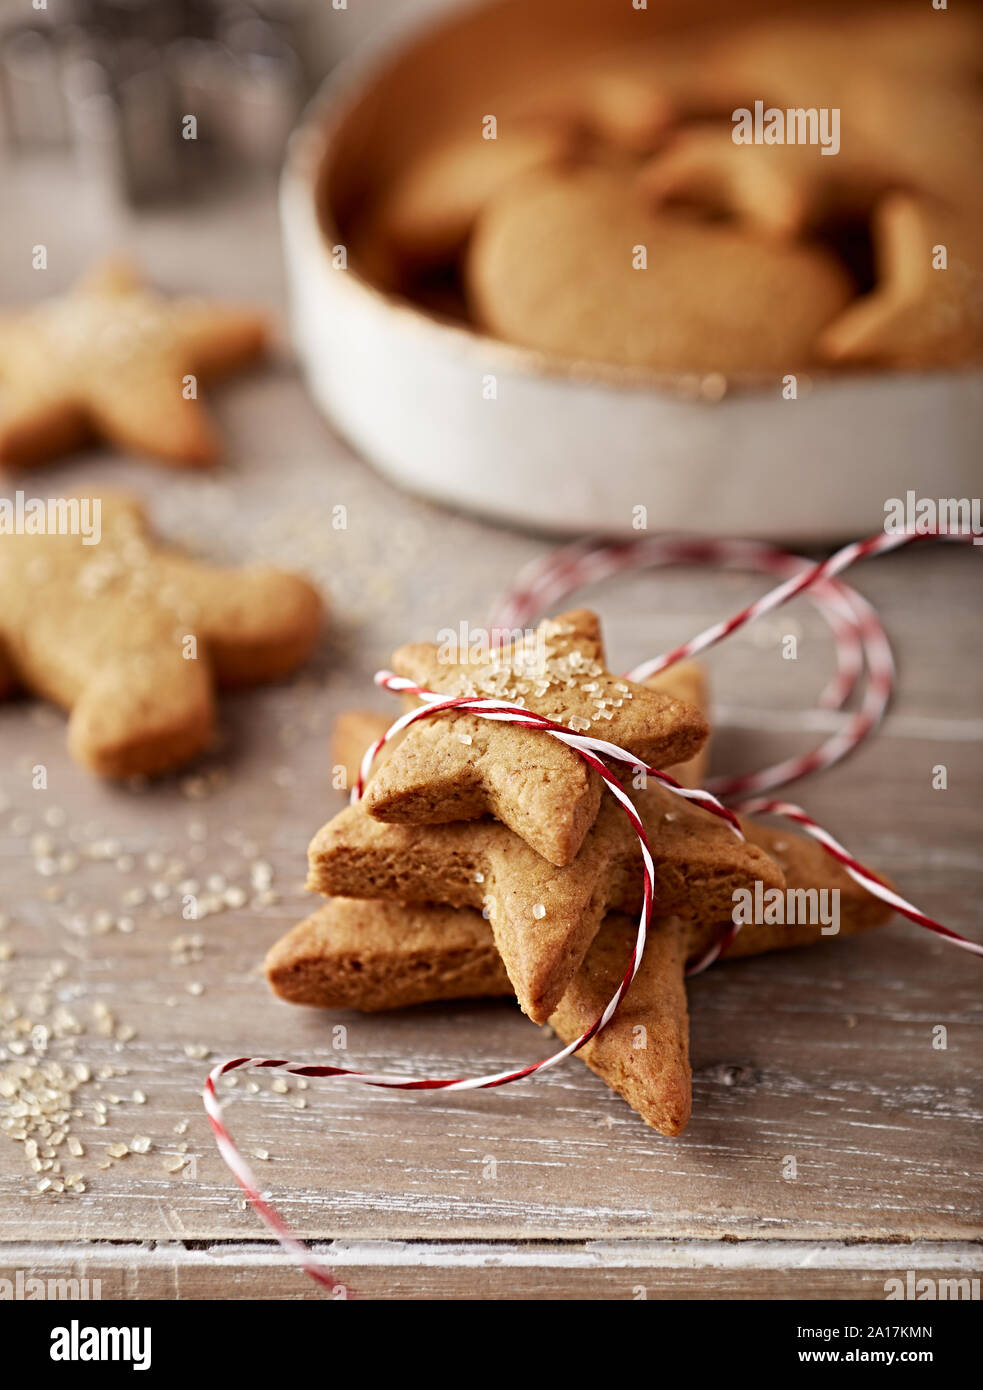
[
  {"xmin": 1, "ymin": 0, "xmax": 980, "ymax": 540},
  {"xmin": 0, "ymin": 0, "xmax": 460, "ymax": 201},
  {"xmin": 1, "ymin": 0, "xmax": 314, "ymax": 201}
]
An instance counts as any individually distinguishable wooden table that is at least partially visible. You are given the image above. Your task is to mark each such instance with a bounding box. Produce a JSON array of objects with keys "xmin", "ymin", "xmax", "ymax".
[{"xmin": 0, "ymin": 158, "xmax": 980, "ymax": 1300}]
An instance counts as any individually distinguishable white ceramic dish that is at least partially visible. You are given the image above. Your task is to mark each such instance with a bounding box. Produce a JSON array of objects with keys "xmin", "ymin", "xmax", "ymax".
[{"xmin": 280, "ymin": 0, "xmax": 983, "ymax": 540}]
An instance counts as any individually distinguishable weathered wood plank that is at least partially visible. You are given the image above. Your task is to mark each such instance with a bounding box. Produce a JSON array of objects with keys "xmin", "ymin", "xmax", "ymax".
[
  {"xmin": 1, "ymin": 1239, "xmax": 980, "ymax": 1301},
  {"xmin": 1, "ymin": 924, "xmax": 980, "ymax": 1242}
]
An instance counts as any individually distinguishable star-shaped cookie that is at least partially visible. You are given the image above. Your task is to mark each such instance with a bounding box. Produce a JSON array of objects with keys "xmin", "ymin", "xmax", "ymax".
[
  {"xmin": 0, "ymin": 490, "xmax": 323, "ymax": 777},
  {"xmin": 549, "ymin": 823, "xmax": 896, "ymax": 1134},
  {"xmin": 362, "ymin": 609, "xmax": 709, "ymax": 868},
  {"xmin": 269, "ymin": 826, "xmax": 895, "ymax": 1134},
  {"xmin": 309, "ymin": 774, "xmax": 780, "ymax": 1024},
  {"xmin": 0, "ymin": 259, "xmax": 268, "ymax": 468},
  {"xmin": 332, "ymin": 659, "xmax": 711, "ymax": 797},
  {"xmin": 818, "ymin": 194, "xmax": 983, "ymax": 368}
]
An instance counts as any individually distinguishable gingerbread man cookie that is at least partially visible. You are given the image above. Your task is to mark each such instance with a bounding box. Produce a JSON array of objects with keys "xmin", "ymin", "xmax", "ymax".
[
  {"xmin": 0, "ymin": 259, "xmax": 268, "ymax": 468},
  {"xmin": 0, "ymin": 490, "xmax": 323, "ymax": 777}
]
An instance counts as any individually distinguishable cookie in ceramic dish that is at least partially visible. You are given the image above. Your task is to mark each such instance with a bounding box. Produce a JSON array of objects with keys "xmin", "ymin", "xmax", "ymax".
[
  {"xmin": 466, "ymin": 165, "xmax": 853, "ymax": 374},
  {"xmin": 819, "ymin": 194, "xmax": 983, "ymax": 369},
  {"xmin": 372, "ymin": 118, "xmax": 579, "ymax": 273}
]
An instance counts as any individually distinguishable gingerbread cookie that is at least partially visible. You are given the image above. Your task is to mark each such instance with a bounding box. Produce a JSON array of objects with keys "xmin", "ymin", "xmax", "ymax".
[
  {"xmin": 549, "ymin": 914, "xmax": 692, "ymax": 1135},
  {"xmin": 309, "ymin": 773, "xmax": 779, "ymax": 1024},
  {"xmin": 0, "ymin": 490, "xmax": 323, "ymax": 777},
  {"xmin": 269, "ymin": 817, "xmax": 895, "ymax": 1136},
  {"xmin": 0, "ymin": 259, "xmax": 268, "ymax": 468},
  {"xmin": 466, "ymin": 166, "xmax": 853, "ymax": 374},
  {"xmin": 731, "ymin": 818, "xmax": 897, "ymax": 950},
  {"xmin": 332, "ymin": 708, "xmax": 399, "ymax": 787},
  {"xmin": 362, "ymin": 610, "xmax": 708, "ymax": 868},
  {"xmin": 650, "ymin": 662, "xmax": 710, "ymax": 788},
  {"xmin": 266, "ymin": 866, "xmax": 894, "ymax": 1135},
  {"xmin": 694, "ymin": 11, "xmax": 983, "ymax": 214},
  {"xmin": 554, "ymin": 825, "xmax": 899, "ymax": 1132},
  {"xmin": 265, "ymin": 897, "xmax": 512, "ymax": 1013},
  {"xmin": 514, "ymin": 45, "xmax": 697, "ymax": 155},
  {"xmin": 639, "ymin": 126, "xmax": 878, "ymax": 242},
  {"xmin": 818, "ymin": 194, "xmax": 983, "ymax": 369},
  {"xmin": 694, "ymin": 6, "xmax": 983, "ymax": 112},
  {"xmin": 332, "ymin": 660, "xmax": 711, "ymax": 794},
  {"xmin": 269, "ymin": 870, "xmax": 893, "ymax": 1018},
  {"xmin": 372, "ymin": 120, "xmax": 578, "ymax": 273}
]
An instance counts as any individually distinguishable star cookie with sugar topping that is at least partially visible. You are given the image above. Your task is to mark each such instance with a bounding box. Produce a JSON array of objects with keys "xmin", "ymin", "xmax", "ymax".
[
  {"xmin": 0, "ymin": 258, "xmax": 268, "ymax": 468},
  {"xmin": 362, "ymin": 609, "xmax": 709, "ymax": 867},
  {"xmin": 0, "ymin": 490, "xmax": 323, "ymax": 777},
  {"xmin": 315, "ymin": 660, "xmax": 771, "ymax": 1023}
]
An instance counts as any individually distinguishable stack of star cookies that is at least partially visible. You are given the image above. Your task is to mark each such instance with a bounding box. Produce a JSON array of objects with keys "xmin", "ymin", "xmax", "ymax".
[{"xmin": 265, "ymin": 611, "xmax": 893, "ymax": 1135}]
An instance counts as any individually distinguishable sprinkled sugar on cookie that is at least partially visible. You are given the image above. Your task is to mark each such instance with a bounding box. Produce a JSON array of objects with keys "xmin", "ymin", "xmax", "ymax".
[
  {"xmin": 0, "ymin": 490, "xmax": 323, "ymax": 777},
  {"xmin": 0, "ymin": 259, "xmax": 268, "ymax": 468},
  {"xmin": 362, "ymin": 609, "xmax": 709, "ymax": 867}
]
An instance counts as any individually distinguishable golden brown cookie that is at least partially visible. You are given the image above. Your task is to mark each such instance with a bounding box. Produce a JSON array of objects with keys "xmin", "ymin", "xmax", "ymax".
[
  {"xmin": 724, "ymin": 818, "xmax": 897, "ymax": 951},
  {"xmin": 0, "ymin": 259, "xmax": 268, "ymax": 468},
  {"xmin": 265, "ymin": 897, "xmax": 512, "ymax": 1012},
  {"xmin": 818, "ymin": 194, "xmax": 983, "ymax": 369},
  {"xmin": 332, "ymin": 660, "xmax": 711, "ymax": 795},
  {"xmin": 332, "ymin": 708, "xmax": 396, "ymax": 789},
  {"xmin": 267, "ymin": 875, "xmax": 893, "ymax": 1012},
  {"xmin": 695, "ymin": 10, "xmax": 983, "ymax": 214},
  {"xmin": 639, "ymin": 126, "xmax": 877, "ymax": 242},
  {"xmin": 266, "ymin": 845, "xmax": 894, "ymax": 1134},
  {"xmin": 0, "ymin": 490, "xmax": 323, "ymax": 777},
  {"xmin": 549, "ymin": 914, "xmax": 692, "ymax": 1135},
  {"xmin": 362, "ymin": 610, "xmax": 708, "ymax": 868},
  {"xmin": 514, "ymin": 49, "xmax": 684, "ymax": 155},
  {"xmin": 372, "ymin": 120, "xmax": 578, "ymax": 273},
  {"xmin": 549, "ymin": 834, "xmax": 895, "ymax": 1133},
  {"xmin": 466, "ymin": 166, "xmax": 853, "ymax": 374},
  {"xmin": 649, "ymin": 662, "xmax": 710, "ymax": 788},
  {"xmin": 308, "ymin": 774, "xmax": 779, "ymax": 1025},
  {"xmin": 694, "ymin": 6, "xmax": 983, "ymax": 111}
]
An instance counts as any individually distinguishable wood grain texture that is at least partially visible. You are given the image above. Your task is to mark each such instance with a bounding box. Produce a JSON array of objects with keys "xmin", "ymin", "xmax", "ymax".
[
  {"xmin": 0, "ymin": 159, "xmax": 980, "ymax": 1298},
  {"xmin": 1, "ymin": 1240, "xmax": 981, "ymax": 1301}
]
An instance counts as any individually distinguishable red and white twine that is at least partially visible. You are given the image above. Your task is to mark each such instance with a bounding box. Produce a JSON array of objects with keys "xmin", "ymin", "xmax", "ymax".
[{"xmin": 204, "ymin": 527, "xmax": 981, "ymax": 1292}]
